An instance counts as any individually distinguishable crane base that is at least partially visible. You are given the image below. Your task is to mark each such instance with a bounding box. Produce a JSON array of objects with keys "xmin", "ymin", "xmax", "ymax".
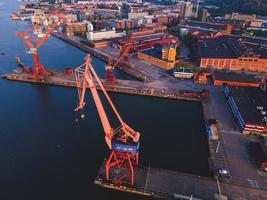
[
  {"xmin": 95, "ymin": 159, "xmax": 153, "ymax": 197},
  {"xmin": 95, "ymin": 160, "xmax": 222, "ymax": 199},
  {"xmin": 105, "ymin": 151, "xmax": 138, "ymax": 185},
  {"xmin": 105, "ymin": 70, "xmax": 117, "ymax": 84}
]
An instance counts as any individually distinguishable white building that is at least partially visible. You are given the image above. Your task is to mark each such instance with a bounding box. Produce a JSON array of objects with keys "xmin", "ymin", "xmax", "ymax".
[
  {"xmin": 184, "ymin": 2, "xmax": 193, "ymax": 18},
  {"xmin": 177, "ymin": 1, "xmax": 193, "ymax": 18},
  {"xmin": 128, "ymin": 12, "xmax": 148, "ymax": 19},
  {"xmin": 132, "ymin": 18, "xmax": 144, "ymax": 27},
  {"xmin": 86, "ymin": 22, "xmax": 126, "ymax": 41}
]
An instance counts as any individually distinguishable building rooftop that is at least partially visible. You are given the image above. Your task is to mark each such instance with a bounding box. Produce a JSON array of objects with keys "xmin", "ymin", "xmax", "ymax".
[
  {"xmin": 235, "ymin": 35, "xmax": 267, "ymax": 46},
  {"xmin": 247, "ymin": 142, "xmax": 267, "ymax": 166},
  {"xmin": 213, "ymin": 71, "xmax": 259, "ymax": 83},
  {"xmin": 197, "ymin": 38, "xmax": 237, "ymax": 58},
  {"xmin": 207, "ymin": 18, "xmax": 246, "ymax": 25},
  {"xmin": 141, "ymin": 48, "xmax": 162, "ymax": 59},
  {"xmin": 187, "ymin": 21, "xmax": 226, "ymax": 30},
  {"xmin": 228, "ymin": 86, "xmax": 267, "ymax": 126},
  {"xmin": 174, "ymin": 67, "xmax": 193, "ymax": 73},
  {"xmin": 197, "ymin": 36, "xmax": 267, "ymax": 59}
]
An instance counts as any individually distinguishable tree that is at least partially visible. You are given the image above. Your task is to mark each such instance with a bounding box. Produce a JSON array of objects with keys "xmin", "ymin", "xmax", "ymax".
[{"xmin": 121, "ymin": 3, "xmax": 130, "ymax": 19}]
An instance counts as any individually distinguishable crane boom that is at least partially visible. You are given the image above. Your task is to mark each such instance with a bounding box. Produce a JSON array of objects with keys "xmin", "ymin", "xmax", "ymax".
[
  {"xmin": 112, "ymin": 45, "xmax": 132, "ymax": 68},
  {"xmin": 75, "ymin": 55, "xmax": 140, "ymax": 149},
  {"xmin": 37, "ymin": 16, "xmax": 64, "ymax": 48},
  {"xmin": 16, "ymin": 33, "xmax": 35, "ymax": 49},
  {"xmin": 105, "ymin": 39, "xmax": 135, "ymax": 84},
  {"xmin": 16, "ymin": 14, "xmax": 65, "ymax": 79},
  {"xmin": 75, "ymin": 57, "xmax": 113, "ymax": 149},
  {"xmin": 74, "ymin": 54, "xmax": 141, "ymax": 185}
]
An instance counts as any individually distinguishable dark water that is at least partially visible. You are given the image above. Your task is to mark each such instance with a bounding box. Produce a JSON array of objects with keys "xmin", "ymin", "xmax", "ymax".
[{"xmin": 0, "ymin": 1, "xmax": 211, "ymax": 200}]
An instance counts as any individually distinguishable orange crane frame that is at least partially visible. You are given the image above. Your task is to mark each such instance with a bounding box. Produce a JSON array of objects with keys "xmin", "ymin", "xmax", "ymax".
[
  {"xmin": 16, "ymin": 15, "xmax": 65, "ymax": 79},
  {"xmin": 105, "ymin": 39, "xmax": 135, "ymax": 84},
  {"xmin": 75, "ymin": 55, "xmax": 140, "ymax": 185}
]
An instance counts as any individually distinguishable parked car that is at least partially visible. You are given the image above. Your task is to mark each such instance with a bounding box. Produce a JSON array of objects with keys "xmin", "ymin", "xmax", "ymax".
[{"xmin": 216, "ymin": 168, "xmax": 229, "ymax": 179}]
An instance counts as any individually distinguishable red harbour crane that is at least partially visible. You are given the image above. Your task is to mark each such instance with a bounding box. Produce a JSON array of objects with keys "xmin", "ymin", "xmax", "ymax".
[
  {"xmin": 75, "ymin": 55, "xmax": 140, "ymax": 185},
  {"xmin": 16, "ymin": 15, "xmax": 64, "ymax": 79},
  {"xmin": 105, "ymin": 39, "xmax": 135, "ymax": 84}
]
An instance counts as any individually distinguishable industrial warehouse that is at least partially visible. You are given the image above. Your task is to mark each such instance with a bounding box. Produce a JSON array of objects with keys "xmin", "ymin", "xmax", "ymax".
[
  {"xmin": 225, "ymin": 86, "xmax": 267, "ymax": 135},
  {"xmin": 113, "ymin": 30, "xmax": 178, "ymax": 52},
  {"xmin": 197, "ymin": 36, "xmax": 267, "ymax": 72},
  {"xmin": 137, "ymin": 42, "xmax": 177, "ymax": 70},
  {"xmin": 213, "ymin": 71, "xmax": 260, "ymax": 87}
]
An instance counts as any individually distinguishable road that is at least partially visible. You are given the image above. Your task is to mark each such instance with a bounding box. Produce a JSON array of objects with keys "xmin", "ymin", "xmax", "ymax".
[{"xmin": 204, "ymin": 85, "xmax": 267, "ymax": 192}]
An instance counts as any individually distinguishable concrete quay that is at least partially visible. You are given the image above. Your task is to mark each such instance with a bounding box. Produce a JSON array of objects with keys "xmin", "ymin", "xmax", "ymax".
[
  {"xmin": 95, "ymin": 160, "xmax": 267, "ymax": 200},
  {"xmin": 202, "ymin": 86, "xmax": 267, "ymax": 192},
  {"xmin": 52, "ymin": 32, "xmax": 155, "ymax": 82},
  {"xmin": 52, "ymin": 32, "xmax": 209, "ymax": 97},
  {"xmin": 1, "ymin": 72, "xmax": 202, "ymax": 102}
]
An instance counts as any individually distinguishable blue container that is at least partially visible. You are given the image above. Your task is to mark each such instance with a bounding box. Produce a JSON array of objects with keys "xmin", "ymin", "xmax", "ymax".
[{"xmin": 112, "ymin": 141, "xmax": 139, "ymax": 154}]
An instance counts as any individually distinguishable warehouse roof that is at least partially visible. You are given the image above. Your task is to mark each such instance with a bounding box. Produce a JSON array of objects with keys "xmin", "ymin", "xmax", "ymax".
[
  {"xmin": 228, "ymin": 86, "xmax": 267, "ymax": 125},
  {"xmin": 187, "ymin": 21, "xmax": 227, "ymax": 31},
  {"xmin": 247, "ymin": 142, "xmax": 267, "ymax": 165},
  {"xmin": 214, "ymin": 71, "xmax": 258, "ymax": 83},
  {"xmin": 197, "ymin": 38, "xmax": 237, "ymax": 58},
  {"xmin": 141, "ymin": 48, "xmax": 162, "ymax": 59},
  {"xmin": 207, "ymin": 18, "xmax": 246, "ymax": 25},
  {"xmin": 197, "ymin": 36, "xmax": 267, "ymax": 59}
]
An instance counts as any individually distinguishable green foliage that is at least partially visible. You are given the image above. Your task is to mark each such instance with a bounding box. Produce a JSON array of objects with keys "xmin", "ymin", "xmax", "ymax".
[
  {"xmin": 168, "ymin": 29, "xmax": 179, "ymax": 37},
  {"xmin": 74, "ymin": 31, "xmax": 86, "ymax": 38},
  {"xmin": 175, "ymin": 62, "xmax": 199, "ymax": 72},
  {"xmin": 175, "ymin": 44, "xmax": 183, "ymax": 59},
  {"xmin": 205, "ymin": 0, "xmax": 267, "ymax": 15},
  {"xmin": 252, "ymin": 30, "xmax": 267, "ymax": 37},
  {"xmin": 121, "ymin": 3, "xmax": 130, "ymax": 18},
  {"xmin": 25, "ymin": 3, "xmax": 36, "ymax": 8},
  {"xmin": 184, "ymin": 34, "xmax": 197, "ymax": 48}
]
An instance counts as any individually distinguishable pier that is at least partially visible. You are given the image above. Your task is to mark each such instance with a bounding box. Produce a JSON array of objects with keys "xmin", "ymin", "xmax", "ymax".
[
  {"xmin": 52, "ymin": 32, "xmax": 155, "ymax": 82},
  {"xmin": 3, "ymin": 32, "xmax": 207, "ymax": 102},
  {"xmin": 95, "ymin": 160, "xmax": 267, "ymax": 200},
  {"xmin": 91, "ymin": 95, "xmax": 267, "ymax": 200},
  {"xmin": 1, "ymin": 72, "xmax": 202, "ymax": 102}
]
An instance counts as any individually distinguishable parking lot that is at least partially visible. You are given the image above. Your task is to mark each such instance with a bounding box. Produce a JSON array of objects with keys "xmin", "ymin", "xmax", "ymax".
[{"xmin": 205, "ymin": 85, "xmax": 267, "ymax": 190}]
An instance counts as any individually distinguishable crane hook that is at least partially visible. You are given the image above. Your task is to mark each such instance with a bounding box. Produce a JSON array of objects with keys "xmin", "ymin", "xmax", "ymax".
[
  {"xmin": 80, "ymin": 109, "xmax": 85, "ymax": 120},
  {"xmin": 74, "ymin": 109, "xmax": 85, "ymax": 122},
  {"xmin": 81, "ymin": 113, "xmax": 85, "ymax": 119}
]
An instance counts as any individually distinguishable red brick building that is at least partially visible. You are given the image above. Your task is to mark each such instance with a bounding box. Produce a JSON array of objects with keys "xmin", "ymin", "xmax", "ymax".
[{"xmin": 63, "ymin": 23, "xmax": 87, "ymax": 36}]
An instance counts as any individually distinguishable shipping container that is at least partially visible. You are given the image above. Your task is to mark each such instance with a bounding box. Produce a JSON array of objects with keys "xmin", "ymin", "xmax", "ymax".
[{"xmin": 112, "ymin": 141, "xmax": 139, "ymax": 154}]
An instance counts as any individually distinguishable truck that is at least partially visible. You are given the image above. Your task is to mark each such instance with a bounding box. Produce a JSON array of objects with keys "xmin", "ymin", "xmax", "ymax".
[{"xmin": 207, "ymin": 119, "xmax": 219, "ymax": 141}]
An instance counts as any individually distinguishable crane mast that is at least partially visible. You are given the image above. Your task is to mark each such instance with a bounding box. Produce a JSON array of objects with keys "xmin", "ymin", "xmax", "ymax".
[
  {"xmin": 75, "ymin": 55, "xmax": 140, "ymax": 185},
  {"xmin": 16, "ymin": 15, "xmax": 64, "ymax": 80},
  {"xmin": 105, "ymin": 39, "xmax": 135, "ymax": 84}
]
